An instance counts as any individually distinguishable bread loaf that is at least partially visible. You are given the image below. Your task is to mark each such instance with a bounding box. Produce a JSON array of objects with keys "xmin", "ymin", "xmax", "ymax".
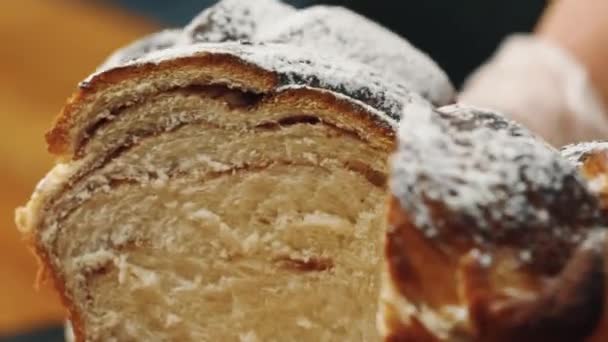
[
  {"xmin": 18, "ymin": 2, "xmax": 608, "ymax": 339},
  {"xmin": 15, "ymin": 1, "xmax": 453, "ymax": 341}
]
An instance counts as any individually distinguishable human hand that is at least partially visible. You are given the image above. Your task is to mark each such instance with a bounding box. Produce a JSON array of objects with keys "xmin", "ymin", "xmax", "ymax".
[{"xmin": 460, "ymin": 35, "xmax": 608, "ymax": 146}]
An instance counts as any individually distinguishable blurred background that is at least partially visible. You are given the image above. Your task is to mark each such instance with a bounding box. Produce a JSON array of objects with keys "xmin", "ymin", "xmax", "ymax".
[{"xmin": 0, "ymin": 0, "xmax": 546, "ymax": 340}]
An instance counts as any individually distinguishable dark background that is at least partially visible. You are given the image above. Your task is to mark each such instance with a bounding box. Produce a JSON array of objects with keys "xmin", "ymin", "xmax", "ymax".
[{"xmin": 2, "ymin": 0, "xmax": 546, "ymax": 341}]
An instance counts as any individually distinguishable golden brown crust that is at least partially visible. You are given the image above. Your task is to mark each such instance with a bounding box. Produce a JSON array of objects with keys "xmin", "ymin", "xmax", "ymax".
[
  {"xmin": 384, "ymin": 317, "xmax": 440, "ymax": 342},
  {"xmin": 578, "ymin": 149, "xmax": 608, "ymax": 210},
  {"xmin": 391, "ymin": 105, "xmax": 605, "ymax": 277},
  {"xmin": 44, "ymin": 50, "xmax": 402, "ymax": 162},
  {"xmin": 384, "ymin": 107, "xmax": 608, "ymax": 341},
  {"xmin": 265, "ymin": 87, "xmax": 395, "ymax": 150},
  {"xmin": 560, "ymin": 142, "xmax": 608, "ymax": 342},
  {"xmin": 68, "ymin": 85, "xmax": 395, "ymax": 163},
  {"xmin": 46, "ymin": 53, "xmax": 279, "ymax": 156},
  {"xmin": 385, "ymin": 197, "xmax": 461, "ymax": 311},
  {"xmin": 461, "ymin": 240, "xmax": 605, "ymax": 342},
  {"xmin": 385, "ymin": 195, "xmax": 608, "ymax": 342}
]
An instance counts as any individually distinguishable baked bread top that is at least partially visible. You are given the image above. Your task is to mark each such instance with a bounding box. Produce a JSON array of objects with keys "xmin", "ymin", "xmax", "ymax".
[
  {"xmin": 391, "ymin": 102, "xmax": 604, "ymax": 275},
  {"xmin": 99, "ymin": 0, "xmax": 453, "ymax": 105},
  {"xmin": 47, "ymin": 0, "xmax": 454, "ymax": 157},
  {"xmin": 383, "ymin": 103, "xmax": 608, "ymax": 341}
]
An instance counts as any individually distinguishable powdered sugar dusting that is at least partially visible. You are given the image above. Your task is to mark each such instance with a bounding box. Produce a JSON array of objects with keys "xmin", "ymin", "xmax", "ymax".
[
  {"xmin": 98, "ymin": 30, "xmax": 181, "ymax": 72},
  {"xmin": 255, "ymin": 5, "xmax": 453, "ymax": 105},
  {"xmin": 391, "ymin": 103, "xmax": 604, "ymax": 273},
  {"xmin": 92, "ymin": 0, "xmax": 453, "ymax": 107},
  {"xmin": 579, "ymin": 229, "xmax": 608, "ymax": 254},
  {"xmin": 561, "ymin": 141, "xmax": 608, "ymax": 166},
  {"xmin": 183, "ymin": 0, "xmax": 295, "ymax": 44},
  {"xmin": 90, "ymin": 41, "xmax": 428, "ymax": 126}
]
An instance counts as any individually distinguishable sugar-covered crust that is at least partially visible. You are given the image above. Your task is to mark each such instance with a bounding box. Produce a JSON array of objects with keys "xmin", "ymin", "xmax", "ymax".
[
  {"xmin": 383, "ymin": 103, "xmax": 608, "ymax": 341},
  {"xmin": 46, "ymin": 0, "xmax": 454, "ymax": 158}
]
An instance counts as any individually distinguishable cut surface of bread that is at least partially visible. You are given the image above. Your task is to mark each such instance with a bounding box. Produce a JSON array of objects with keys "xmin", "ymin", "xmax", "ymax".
[
  {"xmin": 15, "ymin": 1, "xmax": 454, "ymax": 341},
  {"xmin": 19, "ymin": 70, "xmax": 392, "ymax": 342},
  {"xmin": 19, "ymin": 72, "xmax": 395, "ymax": 342},
  {"xmin": 380, "ymin": 103, "xmax": 608, "ymax": 342}
]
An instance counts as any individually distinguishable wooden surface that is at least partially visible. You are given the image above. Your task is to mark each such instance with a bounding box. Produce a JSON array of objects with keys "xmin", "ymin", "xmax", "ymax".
[{"xmin": 0, "ymin": 0, "xmax": 156, "ymax": 334}]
